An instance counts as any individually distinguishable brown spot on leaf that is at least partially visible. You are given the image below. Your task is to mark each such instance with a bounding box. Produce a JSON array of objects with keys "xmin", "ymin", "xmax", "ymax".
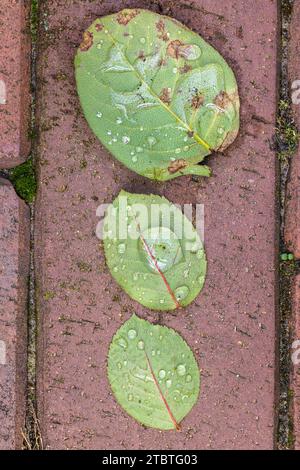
[
  {"xmin": 116, "ymin": 9, "xmax": 139, "ymax": 25},
  {"xmin": 156, "ymin": 20, "xmax": 169, "ymax": 41},
  {"xmin": 168, "ymin": 159, "xmax": 188, "ymax": 174},
  {"xmin": 187, "ymin": 130, "xmax": 194, "ymax": 138},
  {"xmin": 95, "ymin": 23, "xmax": 104, "ymax": 32},
  {"xmin": 138, "ymin": 50, "xmax": 146, "ymax": 60},
  {"xmin": 191, "ymin": 93, "xmax": 204, "ymax": 109},
  {"xmin": 214, "ymin": 91, "xmax": 231, "ymax": 109},
  {"xmin": 167, "ymin": 40, "xmax": 196, "ymax": 60},
  {"xmin": 80, "ymin": 31, "xmax": 93, "ymax": 52},
  {"xmin": 179, "ymin": 63, "xmax": 192, "ymax": 74},
  {"xmin": 159, "ymin": 87, "xmax": 171, "ymax": 105},
  {"xmin": 158, "ymin": 58, "xmax": 167, "ymax": 67},
  {"xmin": 167, "ymin": 40, "xmax": 185, "ymax": 59}
]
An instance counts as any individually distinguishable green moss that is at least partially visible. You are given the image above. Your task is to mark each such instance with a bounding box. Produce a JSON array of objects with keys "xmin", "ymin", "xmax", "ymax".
[
  {"xmin": 9, "ymin": 158, "xmax": 37, "ymax": 203},
  {"xmin": 31, "ymin": 0, "xmax": 39, "ymax": 42},
  {"xmin": 277, "ymin": 100, "xmax": 300, "ymax": 163},
  {"xmin": 43, "ymin": 291, "xmax": 56, "ymax": 301}
]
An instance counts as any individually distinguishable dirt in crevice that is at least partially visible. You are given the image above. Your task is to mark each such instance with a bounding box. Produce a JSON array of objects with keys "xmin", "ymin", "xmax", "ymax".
[{"xmin": 277, "ymin": 0, "xmax": 298, "ymax": 451}]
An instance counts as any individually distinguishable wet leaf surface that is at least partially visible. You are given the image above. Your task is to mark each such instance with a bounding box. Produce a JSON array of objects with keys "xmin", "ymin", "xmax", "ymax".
[
  {"xmin": 108, "ymin": 314, "xmax": 200, "ymax": 430},
  {"xmin": 75, "ymin": 9, "xmax": 240, "ymax": 180},
  {"xmin": 103, "ymin": 190, "xmax": 207, "ymax": 311}
]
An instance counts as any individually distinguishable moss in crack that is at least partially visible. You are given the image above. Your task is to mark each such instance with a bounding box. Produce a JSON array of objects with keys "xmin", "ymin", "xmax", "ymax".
[
  {"xmin": 31, "ymin": 0, "xmax": 39, "ymax": 42},
  {"xmin": 277, "ymin": 100, "xmax": 299, "ymax": 164},
  {"xmin": 9, "ymin": 158, "xmax": 37, "ymax": 203}
]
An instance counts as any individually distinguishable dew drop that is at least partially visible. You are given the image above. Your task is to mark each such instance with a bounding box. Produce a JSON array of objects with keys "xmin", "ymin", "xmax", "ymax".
[
  {"xmin": 175, "ymin": 147, "xmax": 181, "ymax": 154},
  {"xmin": 118, "ymin": 338, "xmax": 127, "ymax": 349},
  {"xmin": 147, "ymin": 136, "xmax": 157, "ymax": 147},
  {"xmin": 122, "ymin": 136, "xmax": 130, "ymax": 144},
  {"xmin": 166, "ymin": 379, "xmax": 172, "ymax": 388},
  {"xmin": 175, "ymin": 285, "xmax": 189, "ymax": 301},
  {"xmin": 140, "ymin": 37, "xmax": 146, "ymax": 44},
  {"xmin": 113, "ymin": 266, "xmax": 118, "ymax": 272},
  {"xmin": 128, "ymin": 329, "xmax": 137, "ymax": 340},
  {"xmin": 96, "ymin": 111, "xmax": 102, "ymax": 118},
  {"xmin": 117, "ymin": 362, "xmax": 122, "ymax": 369},
  {"xmin": 151, "ymin": 350, "xmax": 156, "ymax": 356},
  {"xmin": 185, "ymin": 44, "xmax": 202, "ymax": 60},
  {"xmin": 136, "ymin": 146, "xmax": 143, "ymax": 153},
  {"xmin": 132, "ymin": 156, "xmax": 138, "ymax": 163},
  {"xmin": 157, "ymin": 350, "xmax": 161, "ymax": 355},
  {"xmin": 128, "ymin": 393, "xmax": 133, "ymax": 401},
  {"xmin": 198, "ymin": 275, "xmax": 205, "ymax": 285},
  {"xmin": 118, "ymin": 243, "xmax": 126, "ymax": 254},
  {"xmin": 173, "ymin": 67, "xmax": 178, "ymax": 74},
  {"xmin": 177, "ymin": 364, "xmax": 186, "ymax": 376},
  {"xmin": 116, "ymin": 117, "xmax": 123, "ymax": 124},
  {"xmin": 107, "ymin": 130, "xmax": 112, "ymax": 135},
  {"xmin": 137, "ymin": 340, "xmax": 145, "ymax": 350},
  {"xmin": 158, "ymin": 369, "xmax": 166, "ymax": 379},
  {"xmin": 186, "ymin": 374, "xmax": 192, "ymax": 383},
  {"xmin": 196, "ymin": 249, "xmax": 204, "ymax": 259},
  {"xmin": 217, "ymin": 127, "xmax": 225, "ymax": 135},
  {"xmin": 123, "ymin": 360, "xmax": 128, "ymax": 366}
]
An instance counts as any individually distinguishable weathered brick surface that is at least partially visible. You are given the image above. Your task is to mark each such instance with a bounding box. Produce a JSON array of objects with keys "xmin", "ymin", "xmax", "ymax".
[
  {"xmin": 35, "ymin": 0, "xmax": 278, "ymax": 449},
  {"xmin": 0, "ymin": 0, "xmax": 31, "ymax": 168},
  {"xmin": 285, "ymin": 0, "xmax": 300, "ymax": 259},
  {"xmin": 0, "ymin": 178, "xmax": 30, "ymax": 449}
]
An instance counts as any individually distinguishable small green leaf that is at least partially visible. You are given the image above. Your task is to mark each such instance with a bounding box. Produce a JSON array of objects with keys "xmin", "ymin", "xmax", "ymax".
[
  {"xmin": 108, "ymin": 314, "xmax": 200, "ymax": 430},
  {"xmin": 103, "ymin": 191, "xmax": 207, "ymax": 311},
  {"xmin": 75, "ymin": 9, "xmax": 239, "ymax": 181}
]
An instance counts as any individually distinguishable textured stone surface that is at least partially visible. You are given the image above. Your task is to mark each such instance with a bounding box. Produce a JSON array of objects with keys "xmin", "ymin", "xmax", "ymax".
[
  {"xmin": 35, "ymin": 0, "xmax": 278, "ymax": 449},
  {"xmin": 0, "ymin": 0, "xmax": 31, "ymax": 168},
  {"xmin": 285, "ymin": 1, "xmax": 300, "ymax": 259},
  {"xmin": 0, "ymin": 178, "xmax": 30, "ymax": 449}
]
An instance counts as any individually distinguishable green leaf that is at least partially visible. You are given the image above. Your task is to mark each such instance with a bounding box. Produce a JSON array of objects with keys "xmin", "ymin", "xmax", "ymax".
[
  {"xmin": 103, "ymin": 190, "xmax": 207, "ymax": 311},
  {"xmin": 108, "ymin": 314, "xmax": 200, "ymax": 430},
  {"xmin": 75, "ymin": 9, "xmax": 240, "ymax": 181}
]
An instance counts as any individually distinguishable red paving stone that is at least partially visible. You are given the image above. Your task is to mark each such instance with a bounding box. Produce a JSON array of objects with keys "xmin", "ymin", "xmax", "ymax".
[
  {"xmin": 285, "ymin": 1, "xmax": 300, "ymax": 259},
  {"xmin": 0, "ymin": 0, "xmax": 31, "ymax": 168},
  {"xmin": 0, "ymin": 179, "xmax": 30, "ymax": 449},
  {"xmin": 35, "ymin": 0, "xmax": 278, "ymax": 449},
  {"xmin": 291, "ymin": 275, "xmax": 300, "ymax": 450}
]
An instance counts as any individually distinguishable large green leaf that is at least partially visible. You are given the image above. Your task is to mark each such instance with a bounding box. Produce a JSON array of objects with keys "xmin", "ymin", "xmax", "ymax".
[
  {"xmin": 108, "ymin": 314, "xmax": 200, "ymax": 430},
  {"xmin": 103, "ymin": 190, "xmax": 206, "ymax": 311},
  {"xmin": 75, "ymin": 9, "xmax": 240, "ymax": 181}
]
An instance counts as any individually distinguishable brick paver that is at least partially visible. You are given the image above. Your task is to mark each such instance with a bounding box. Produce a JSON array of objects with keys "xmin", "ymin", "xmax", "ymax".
[
  {"xmin": 0, "ymin": 178, "xmax": 30, "ymax": 449},
  {"xmin": 35, "ymin": 0, "xmax": 278, "ymax": 449},
  {"xmin": 285, "ymin": 0, "xmax": 300, "ymax": 259},
  {"xmin": 0, "ymin": 0, "xmax": 31, "ymax": 168}
]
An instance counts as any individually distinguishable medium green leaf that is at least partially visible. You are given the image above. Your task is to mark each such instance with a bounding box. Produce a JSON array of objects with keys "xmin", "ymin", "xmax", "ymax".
[
  {"xmin": 108, "ymin": 314, "xmax": 200, "ymax": 430},
  {"xmin": 75, "ymin": 9, "xmax": 240, "ymax": 181},
  {"xmin": 103, "ymin": 190, "xmax": 207, "ymax": 311}
]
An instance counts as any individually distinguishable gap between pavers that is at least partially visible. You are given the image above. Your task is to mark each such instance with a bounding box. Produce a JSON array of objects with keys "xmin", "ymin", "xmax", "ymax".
[
  {"xmin": 0, "ymin": 178, "xmax": 30, "ymax": 449},
  {"xmin": 291, "ymin": 274, "xmax": 300, "ymax": 450},
  {"xmin": 284, "ymin": 0, "xmax": 300, "ymax": 449},
  {"xmin": 35, "ymin": 0, "xmax": 279, "ymax": 449},
  {"xmin": 285, "ymin": 0, "xmax": 300, "ymax": 259}
]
